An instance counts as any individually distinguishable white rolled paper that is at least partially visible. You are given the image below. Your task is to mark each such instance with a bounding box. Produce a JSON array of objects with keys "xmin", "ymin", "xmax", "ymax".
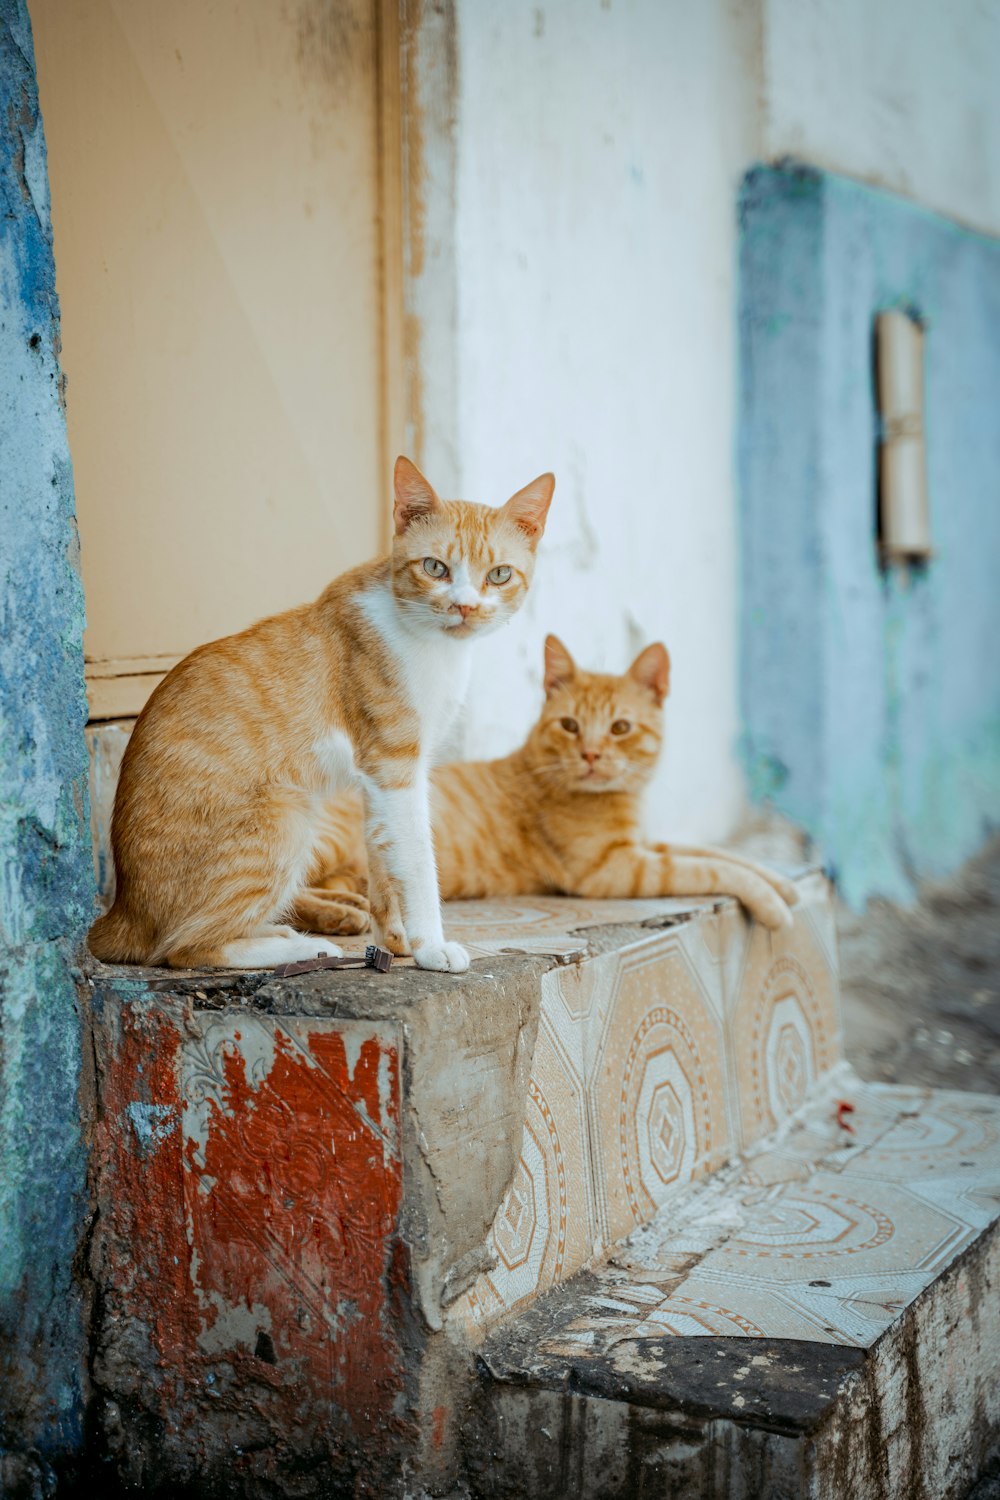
[{"xmin": 877, "ymin": 310, "xmax": 932, "ymax": 563}]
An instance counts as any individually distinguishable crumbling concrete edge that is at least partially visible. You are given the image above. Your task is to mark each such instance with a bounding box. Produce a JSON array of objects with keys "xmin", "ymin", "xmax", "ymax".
[{"xmin": 460, "ymin": 1210, "xmax": 1000, "ymax": 1499}]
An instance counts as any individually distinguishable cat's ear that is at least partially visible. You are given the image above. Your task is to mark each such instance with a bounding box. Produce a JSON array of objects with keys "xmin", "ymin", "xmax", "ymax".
[
  {"xmin": 394, "ymin": 456, "xmax": 443, "ymax": 534},
  {"xmin": 628, "ymin": 643, "xmax": 670, "ymax": 705},
  {"xmin": 544, "ymin": 634, "xmax": 577, "ymax": 697},
  {"xmin": 500, "ymin": 472, "xmax": 555, "ymax": 547}
]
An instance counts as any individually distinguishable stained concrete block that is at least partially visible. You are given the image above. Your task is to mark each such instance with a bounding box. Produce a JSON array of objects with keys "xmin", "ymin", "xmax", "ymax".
[
  {"xmin": 85, "ymin": 952, "xmax": 551, "ymax": 1495},
  {"xmin": 469, "ymin": 1224, "xmax": 1000, "ymax": 1500},
  {"xmin": 82, "ymin": 877, "xmax": 838, "ymax": 1495}
]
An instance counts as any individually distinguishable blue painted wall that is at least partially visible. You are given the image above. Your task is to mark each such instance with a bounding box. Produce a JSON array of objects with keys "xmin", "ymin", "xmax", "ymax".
[
  {"xmin": 739, "ymin": 164, "xmax": 1000, "ymax": 908},
  {"xmin": 0, "ymin": 0, "xmax": 94, "ymax": 1481}
]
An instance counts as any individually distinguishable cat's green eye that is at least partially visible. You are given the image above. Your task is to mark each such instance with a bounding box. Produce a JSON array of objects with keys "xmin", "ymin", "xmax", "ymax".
[
  {"xmin": 611, "ymin": 719, "xmax": 632, "ymax": 736},
  {"xmin": 423, "ymin": 557, "xmax": 448, "ymax": 579},
  {"xmin": 560, "ymin": 717, "xmax": 579, "ymax": 735},
  {"xmin": 487, "ymin": 564, "xmax": 512, "ymax": 585}
]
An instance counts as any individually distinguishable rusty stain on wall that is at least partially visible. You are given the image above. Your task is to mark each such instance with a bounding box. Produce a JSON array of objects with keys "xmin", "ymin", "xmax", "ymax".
[{"xmin": 91, "ymin": 996, "xmax": 411, "ymax": 1485}]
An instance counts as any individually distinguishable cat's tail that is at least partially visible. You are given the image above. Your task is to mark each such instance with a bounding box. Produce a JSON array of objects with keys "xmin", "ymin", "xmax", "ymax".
[{"xmin": 87, "ymin": 902, "xmax": 154, "ymax": 965}]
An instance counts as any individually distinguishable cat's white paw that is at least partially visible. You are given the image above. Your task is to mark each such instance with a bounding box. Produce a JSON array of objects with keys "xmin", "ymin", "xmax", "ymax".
[
  {"xmin": 287, "ymin": 931, "xmax": 344, "ymax": 961},
  {"xmin": 218, "ymin": 930, "xmax": 343, "ymax": 967},
  {"xmin": 412, "ymin": 940, "xmax": 470, "ymax": 973}
]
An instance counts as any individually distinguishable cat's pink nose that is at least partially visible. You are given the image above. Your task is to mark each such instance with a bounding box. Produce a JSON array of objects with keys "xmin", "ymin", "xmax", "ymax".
[
  {"xmin": 582, "ymin": 750, "xmax": 601, "ymax": 767},
  {"xmin": 454, "ymin": 604, "xmax": 475, "ymax": 620}
]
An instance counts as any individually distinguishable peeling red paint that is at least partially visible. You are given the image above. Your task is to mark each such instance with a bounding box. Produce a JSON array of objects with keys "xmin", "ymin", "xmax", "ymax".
[
  {"xmin": 94, "ymin": 998, "xmax": 409, "ymax": 1461},
  {"xmin": 183, "ymin": 1024, "xmax": 404, "ymax": 1431},
  {"xmin": 93, "ymin": 998, "xmax": 193, "ymax": 1412}
]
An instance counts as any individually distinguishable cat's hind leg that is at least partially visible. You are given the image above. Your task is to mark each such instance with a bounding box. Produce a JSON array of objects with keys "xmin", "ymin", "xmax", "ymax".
[
  {"xmin": 154, "ymin": 788, "xmax": 335, "ymax": 968},
  {"xmin": 288, "ymin": 888, "xmax": 371, "ymax": 936},
  {"xmin": 166, "ymin": 925, "xmax": 343, "ymax": 969}
]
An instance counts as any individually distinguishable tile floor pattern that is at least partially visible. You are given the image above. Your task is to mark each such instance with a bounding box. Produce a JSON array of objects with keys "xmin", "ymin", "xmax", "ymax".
[
  {"xmin": 506, "ymin": 1076, "xmax": 1000, "ymax": 1351},
  {"xmin": 338, "ymin": 891, "xmax": 721, "ymax": 962},
  {"xmin": 447, "ymin": 872, "xmax": 843, "ymax": 1334}
]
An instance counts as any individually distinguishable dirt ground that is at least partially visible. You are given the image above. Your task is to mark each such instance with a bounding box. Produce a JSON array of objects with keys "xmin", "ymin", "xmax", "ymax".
[{"xmin": 837, "ymin": 834, "xmax": 1000, "ymax": 1097}]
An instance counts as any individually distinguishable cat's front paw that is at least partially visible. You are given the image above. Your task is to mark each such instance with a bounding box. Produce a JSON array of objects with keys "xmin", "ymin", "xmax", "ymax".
[
  {"xmin": 759, "ymin": 896, "xmax": 795, "ymax": 931},
  {"xmin": 412, "ymin": 940, "xmax": 470, "ymax": 973},
  {"xmin": 376, "ymin": 923, "xmax": 411, "ymax": 956}
]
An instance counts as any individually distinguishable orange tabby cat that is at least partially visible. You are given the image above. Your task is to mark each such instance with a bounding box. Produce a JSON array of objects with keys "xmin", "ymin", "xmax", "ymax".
[
  {"xmin": 305, "ymin": 636, "xmax": 797, "ymax": 930},
  {"xmin": 88, "ymin": 458, "xmax": 554, "ymax": 972}
]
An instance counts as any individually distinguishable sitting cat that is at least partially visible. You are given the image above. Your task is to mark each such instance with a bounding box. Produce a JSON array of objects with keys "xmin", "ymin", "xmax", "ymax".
[
  {"xmin": 88, "ymin": 457, "xmax": 554, "ymax": 972},
  {"xmin": 302, "ymin": 635, "xmax": 797, "ymax": 934}
]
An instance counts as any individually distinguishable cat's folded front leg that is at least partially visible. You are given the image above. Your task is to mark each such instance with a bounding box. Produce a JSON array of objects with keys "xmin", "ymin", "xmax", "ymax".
[
  {"xmin": 575, "ymin": 844, "xmax": 793, "ymax": 929},
  {"xmin": 662, "ymin": 852, "xmax": 794, "ymax": 929},
  {"xmin": 363, "ymin": 773, "xmax": 470, "ymax": 973},
  {"xmin": 653, "ymin": 842, "xmax": 799, "ymax": 907},
  {"xmin": 366, "ymin": 842, "xmax": 410, "ymax": 957}
]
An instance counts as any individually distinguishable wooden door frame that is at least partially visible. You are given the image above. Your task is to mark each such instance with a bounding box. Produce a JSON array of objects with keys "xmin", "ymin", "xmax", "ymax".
[
  {"xmin": 80, "ymin": 1, "xmax": 414, "ymax": 721},
  {"xmin": 376, "ymin": 0, "xmax": 406, "ymax": 556}
]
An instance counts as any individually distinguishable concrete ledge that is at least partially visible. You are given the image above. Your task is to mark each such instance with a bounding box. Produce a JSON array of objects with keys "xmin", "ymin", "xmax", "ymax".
[
  {"xmin": 81, "ymin": 874, "xmax": 839, "ymax": 1495},
  {"xmin": 467, "ymin": 1221, "xmax": 1000, "ymax": 1499}
]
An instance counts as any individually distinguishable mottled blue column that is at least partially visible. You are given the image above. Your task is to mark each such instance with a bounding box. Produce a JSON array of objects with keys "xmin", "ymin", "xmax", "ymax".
[
  {"xmin": 739, "ymin": 164, "xmax": 1000, "ymax": 907},
  {"xmin": 0, "ymin": 0, "xmax": 94, "ymax": 1478}
]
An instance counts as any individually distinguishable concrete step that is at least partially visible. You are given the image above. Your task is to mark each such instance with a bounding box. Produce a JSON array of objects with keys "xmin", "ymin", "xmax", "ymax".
[
  {"xmin": 445, "ymin": 870, "xmax": 840, "ymax": 1339},
  {"xmin": 469, "ymin": 1075, "xmax": 1000, "ymax": 1500},
  {"xmin": 84, "ymin": 871, "xmax": 842, "ymax": 1495}
]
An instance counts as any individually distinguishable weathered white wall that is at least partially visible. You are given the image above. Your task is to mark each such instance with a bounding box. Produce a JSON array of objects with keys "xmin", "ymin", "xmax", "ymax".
[
  {"xmin": 439, "ymin": 0, "xmax": 1000, "ymax": 846},
  {"xmin": 448, "ymin": 0, "xmax": 760, "ymax": 842},
  {"xmin": 762, "ymin": 0, "xmax": 1000, "ymax": 239}
]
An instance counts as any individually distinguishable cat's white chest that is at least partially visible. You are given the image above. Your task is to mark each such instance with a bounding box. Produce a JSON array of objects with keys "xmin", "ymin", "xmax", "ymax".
[
  {"xmin": 360, "ymin": 584, "xmax": 472, "ymax": 756},
  {"xmin": 311, "ymin": 728, "xmax": 356, "ymax": 790}
]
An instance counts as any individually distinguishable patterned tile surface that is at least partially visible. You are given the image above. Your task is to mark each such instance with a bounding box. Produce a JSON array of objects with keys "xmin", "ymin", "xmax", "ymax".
[
  {"xmin": 505, "ymin": 1076, "xmax": 1000, "ymax": 1353},
  {"xmin": 443, "ymin": 892, "xmax": 730, "ymax": 955},
  {"xmin": 585, "ymin": 933, "xmax": 730, "ymax": 1246},
  {"xmin": 335, "ymin": 891, "xmax": 726, "ymax": 961},
  {"xmin": 721, "ymin": 871, "xmax": 841, "ymax": 1149},
  {"xmin": 466, "ymin": 979, "xmax": 596, "ymax": 1327},
  {"xmin": 451, "ymin": 871, "xmax": 843, "ymax": 1334}
]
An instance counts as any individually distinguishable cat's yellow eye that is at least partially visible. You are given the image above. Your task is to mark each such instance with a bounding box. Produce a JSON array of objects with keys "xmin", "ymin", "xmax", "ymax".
[
  {"xmin": 611, "ymin": 719, "xmax": 632, "ymax": 735},
  {"xmin": 487, "ymin": 564, "xmax": 512, "ymax": 585},
  {"xmin": 560, "ymin": 717, "xmax": 579, "ymax": 735},
  {"xmin": 423, "ymin": 557, "xmax": 448, "ymax": 579}
]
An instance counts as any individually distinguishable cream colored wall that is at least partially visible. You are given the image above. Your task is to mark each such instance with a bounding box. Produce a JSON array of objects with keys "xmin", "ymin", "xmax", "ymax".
[{"xmin": 31, "ymin": 0, "xmax": 387, "ymax": 716}]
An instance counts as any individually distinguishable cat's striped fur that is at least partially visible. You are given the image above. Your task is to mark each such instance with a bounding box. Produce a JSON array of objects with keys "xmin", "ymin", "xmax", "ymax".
[
  {"xmin": 88, "ymin": 458, "xmax": 554, "ymax": 971},
  {"xmin": 304, "ymin": 636, "xmax": 797, "ymax": 932}
]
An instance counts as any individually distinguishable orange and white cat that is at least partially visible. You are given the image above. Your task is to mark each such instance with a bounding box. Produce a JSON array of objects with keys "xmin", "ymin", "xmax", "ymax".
[
  {"xmin": 88, "ymin": 458, "xmax": 554, "ymax": 972},
  {"xmin": 305, "ymin": 636, "xmax": 797, "ymax": 930}
]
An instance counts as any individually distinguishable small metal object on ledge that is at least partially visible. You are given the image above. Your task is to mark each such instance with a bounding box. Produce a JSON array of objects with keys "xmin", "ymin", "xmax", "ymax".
[{"xmin": 272, "ymin": 945, "xmax": 394, "ymax": 979}]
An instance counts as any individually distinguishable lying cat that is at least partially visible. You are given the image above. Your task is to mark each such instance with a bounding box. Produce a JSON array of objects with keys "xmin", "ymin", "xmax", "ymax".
[
  {"xmin": 88, "ymin": 457, "xmax": 554, "ymax": 972},
  {"xmin": 302, "ymin": 635, "xmax": 797, "ymax": 938}
]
